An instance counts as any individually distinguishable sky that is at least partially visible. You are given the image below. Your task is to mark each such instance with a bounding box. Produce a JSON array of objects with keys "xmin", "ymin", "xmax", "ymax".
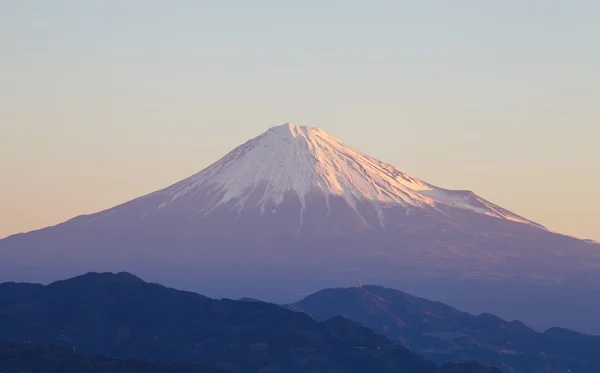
[{"xmin": 1, "ymin": 0, "xmax": 599, "ymax": 241}]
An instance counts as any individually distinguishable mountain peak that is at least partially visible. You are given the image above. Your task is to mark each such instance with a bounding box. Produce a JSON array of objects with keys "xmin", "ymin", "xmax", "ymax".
[
  {"xmin": 161, "ymin": 123, "xmax": 434, "ymax": 225},
  {"xmin": 274, "ymin": 121, "xmax": 303, "ymax": 130},
  {"xmin": 155, "ymin": 123, "xmax": 541, "ymax": 230},
  {"xmin": 49, "ymin": 272, "xmax": 146, "ymax": 288},
  {"xmin": 267, "ymin": 122, "xmax": 327, "ymax": 140}
]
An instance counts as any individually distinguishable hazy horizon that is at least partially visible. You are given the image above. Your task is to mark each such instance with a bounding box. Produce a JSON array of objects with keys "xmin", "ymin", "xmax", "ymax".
[{"xmin": 1, "ymin": 1, "xmax": 599, "ymax": 240}]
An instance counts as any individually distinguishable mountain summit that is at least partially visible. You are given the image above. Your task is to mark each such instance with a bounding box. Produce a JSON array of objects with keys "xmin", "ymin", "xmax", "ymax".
[
  {"xmin": 140, "ymin": 123, "xmax": 541, "ymax": 234},
  {"xmin": 1, "ymin": 122, "xmax": 600, "ymax": 333}
]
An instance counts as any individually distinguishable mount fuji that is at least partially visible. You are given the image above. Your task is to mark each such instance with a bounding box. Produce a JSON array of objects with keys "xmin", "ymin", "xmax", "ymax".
[
  {"xmin": 2, "ymin": 123, "xmax": 600, "ymax": 332},
  {"xmin": 153, "ymin": 123, "xmax": 543, "ymax": 233}
]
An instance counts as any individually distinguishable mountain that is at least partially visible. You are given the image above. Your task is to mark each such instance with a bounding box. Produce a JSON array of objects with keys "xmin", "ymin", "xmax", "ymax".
[
  {"xmin": 0, "ymin": 341, "xmax": 226, "ymax": 373},
  {"xmin": 2, "ymin": 123, "xmax": 600, "ymax": 332},
  {"xmin": 152, "ymin": 123, "xmax": 542, "ymax": 231},
  {"xmin": 290, "ymin": 285, "xmax": 600, "ymax": 373},
  {"xmin": 0, "ymin": 272, "xmax": 500, "ymax": 373}
]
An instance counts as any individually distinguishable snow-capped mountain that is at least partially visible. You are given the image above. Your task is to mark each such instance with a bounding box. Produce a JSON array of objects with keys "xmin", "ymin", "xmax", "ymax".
[
  {"xmin": 149, "ymin": 123, "xmax": 541, "ymax": 232},
  {"xmin": 1, "ymin": 123, "xmax": 600, "ymax": 333}
]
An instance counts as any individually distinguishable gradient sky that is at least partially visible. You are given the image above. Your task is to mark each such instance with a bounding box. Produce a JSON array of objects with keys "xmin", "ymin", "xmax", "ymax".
[{"xmin": 1, "ymin": 1, "xmax": 599, "ymax": 240}]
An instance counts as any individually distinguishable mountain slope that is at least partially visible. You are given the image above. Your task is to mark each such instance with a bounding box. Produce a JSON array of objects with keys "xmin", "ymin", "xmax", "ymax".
[
  {"xmin": 1, "ymin": 123, "xmax": 600, "ymax": 333},
  {"xmin": 0, "ymin": 273, "xmax": 500, "ymax": 373},
  {"xmin": 0, "ymin": 341, "xmax": 226, "ymax": 373},
  {"xmin": 291, "ymin": 285, "xmax": 600, "ymax": 373}
]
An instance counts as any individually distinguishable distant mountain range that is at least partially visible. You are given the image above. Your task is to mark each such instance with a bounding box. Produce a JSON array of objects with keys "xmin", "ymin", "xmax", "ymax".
[
  {"xmin": 290, "ymin": 285, "xmax": 600, "ymax": 373},
  {"xmin": 0, "ymin": 272, "xmax": 500, "ymax": 373},
  {"xmin": 2, "ymin": 123, "xmax": 600, "ymax": 333}
]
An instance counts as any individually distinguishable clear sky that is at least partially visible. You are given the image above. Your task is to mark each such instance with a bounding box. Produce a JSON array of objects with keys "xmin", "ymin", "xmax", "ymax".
[{"xmin": 1, "ymin": 1, "xmax": 598, "ymax": 240}]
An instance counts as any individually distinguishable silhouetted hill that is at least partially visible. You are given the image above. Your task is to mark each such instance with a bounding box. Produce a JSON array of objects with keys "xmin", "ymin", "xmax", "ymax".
[
  {"xmin": 291, "ymin": 285, "xmax": 600, "ymax": 373},
  {"xmin": 0, "ymin": 341, "xmax": 225, "ymax": 373},
  {"xmin": 0, "ymin": 282, "xmax": 44, "ymax": 309},
  {"xmin": 0, "ymin": 273, "xmax": 499, "ymax": 373}
]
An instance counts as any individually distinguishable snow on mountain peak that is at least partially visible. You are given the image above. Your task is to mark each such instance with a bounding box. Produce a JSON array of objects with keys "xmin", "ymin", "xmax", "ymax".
[
  {"xmin": 166, "ymin": 123, "xmax": 430, "ymax": 210},
  {"xmin": 159, "ymin": 123, "xmax": 543, "ymax": 229}
]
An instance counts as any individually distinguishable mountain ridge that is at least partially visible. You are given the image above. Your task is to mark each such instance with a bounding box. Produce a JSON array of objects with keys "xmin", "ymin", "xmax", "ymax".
[
  {"xmin": 0, "ymin": 272, "xmax": 501, "ymax": 373},
  {"xmin": 291, "ymin": 284, "xmax": 600, "ymax": 373}
]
